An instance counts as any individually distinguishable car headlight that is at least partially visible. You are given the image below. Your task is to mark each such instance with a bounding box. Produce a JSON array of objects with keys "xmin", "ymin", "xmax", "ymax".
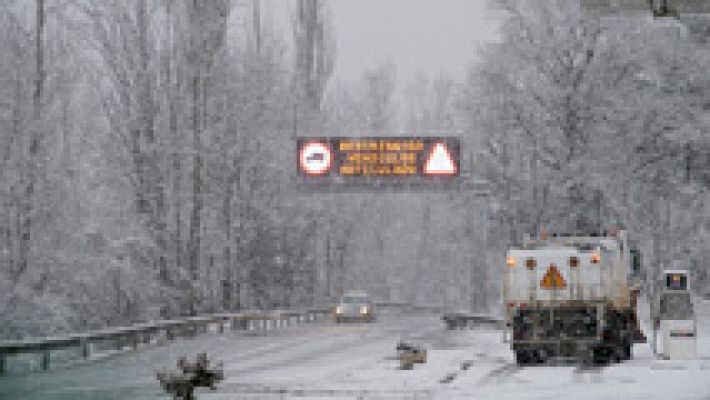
[
  {"xmin": 335, "ymin": 306, "xmax": 343, "ymax": 314},
  {"xmin": 360, "ymin": 306, "xmax": 368, "ymax": 314}
]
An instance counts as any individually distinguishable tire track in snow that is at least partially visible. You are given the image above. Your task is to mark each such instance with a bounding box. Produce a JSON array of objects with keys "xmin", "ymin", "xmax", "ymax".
[
  {"xmin": 211, "ymin": 383, "xmax": 435, "ymax": 399},
  {"xmin": 224, "ymin": 315, "xmax": 431, "ymax": 377},
  {"xmin": 476, "ymin": 362, "xmax": 522, "ymax": 385}
]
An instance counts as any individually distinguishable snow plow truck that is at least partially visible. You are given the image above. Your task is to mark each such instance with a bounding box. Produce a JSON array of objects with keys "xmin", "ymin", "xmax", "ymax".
[{"xmin": 503, "ymin": 230, "xmax": 646, "ymax": 365}]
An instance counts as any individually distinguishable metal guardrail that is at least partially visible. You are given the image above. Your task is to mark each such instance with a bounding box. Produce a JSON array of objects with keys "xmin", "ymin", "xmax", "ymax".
[
  {"xmin": 0, "ymin": 307, "xmax": 332, "ymax": 375},
  {"xmin": 441, "ymin": 313, "xmax": 504, "ymax": 330}
]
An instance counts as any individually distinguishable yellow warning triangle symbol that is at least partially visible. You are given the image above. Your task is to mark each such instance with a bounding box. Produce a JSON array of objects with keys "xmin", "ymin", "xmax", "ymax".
[
  {"xmin": 540, "ymin": 265, "xmax": 567, "ymax": 290},
  {"xmin": 423, "ymin": 143, "xmax": 456, "ymax": 175}
]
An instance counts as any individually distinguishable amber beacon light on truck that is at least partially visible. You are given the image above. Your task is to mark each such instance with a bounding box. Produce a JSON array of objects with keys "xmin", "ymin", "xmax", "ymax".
[{"xmin": 591, "ymin": 252, "xmax": 601, "ymax": 264}]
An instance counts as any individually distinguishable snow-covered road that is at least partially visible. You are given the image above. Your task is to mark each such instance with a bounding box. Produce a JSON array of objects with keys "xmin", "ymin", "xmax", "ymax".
[{"xmin": 1, "ymin": 304, "xmax": 709, "ymax": 400}]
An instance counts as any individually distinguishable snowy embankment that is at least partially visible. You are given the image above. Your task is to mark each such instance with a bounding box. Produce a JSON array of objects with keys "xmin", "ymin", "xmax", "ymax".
[{"xmin": 446, "ymin": 301, "xmax": 710, "ymax": 400}]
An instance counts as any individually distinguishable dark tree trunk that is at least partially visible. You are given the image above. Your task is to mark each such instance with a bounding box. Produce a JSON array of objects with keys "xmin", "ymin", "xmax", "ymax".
[
  {"xmin": 221, "ymin": 145, "xmax": 233, "ymax": 312},
  {"xmin": 166, "ymin": 0, "xmax": 183, "ymax": 318},
  {"xmin": 188, "ymin": 72, "xmax": 202, "ymax": 316},
  {"xmin": 19, "ymin": 0, "xmax": 45, "ymax": 280},
  {"xmin": 187, "ymin": 0, "xmax": 203, "ymax": 314}
]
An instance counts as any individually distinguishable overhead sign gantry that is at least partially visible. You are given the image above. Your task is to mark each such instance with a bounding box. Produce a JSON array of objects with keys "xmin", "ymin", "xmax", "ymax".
[
  {"xmin": 296, "ymin": 137, "xmax": 486, "ymax": 192},
  {"xmin": 581, "ymin": 0, "xmax": 710, "ymax": 16}
]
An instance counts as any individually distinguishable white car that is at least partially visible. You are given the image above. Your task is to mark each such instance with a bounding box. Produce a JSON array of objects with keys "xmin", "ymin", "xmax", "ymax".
[{"xmin": 334, "ymin": 291, "xmax": 376, "ymax": 323}]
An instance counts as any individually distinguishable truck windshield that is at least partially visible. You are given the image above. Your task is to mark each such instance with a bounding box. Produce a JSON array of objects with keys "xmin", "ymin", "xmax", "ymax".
[{"xmin": 342, "ymin": 296, "xmax": 367, "ymax": 304}]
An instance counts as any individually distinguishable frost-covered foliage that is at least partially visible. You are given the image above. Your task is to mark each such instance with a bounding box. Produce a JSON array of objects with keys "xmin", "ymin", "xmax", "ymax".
[
  {"xmin": 464, "ymin": 0, "xmax": 710, "ymax": 293},
  {"xmin": 0, "ymin": 273, "xmax": 72, "ymax": 339},
  {"xmin": 2, "ymin": 0, "xmax": 710, "ymax": 340},
  {"xmin": 0, "ymin": 0, "xmax": 342, "ymax": 339}
]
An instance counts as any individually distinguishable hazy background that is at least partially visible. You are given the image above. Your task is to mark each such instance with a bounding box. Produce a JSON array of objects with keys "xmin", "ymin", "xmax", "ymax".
[{"xmin": 269, "ymin": 0, "xmax": 503, "ymax": 90}]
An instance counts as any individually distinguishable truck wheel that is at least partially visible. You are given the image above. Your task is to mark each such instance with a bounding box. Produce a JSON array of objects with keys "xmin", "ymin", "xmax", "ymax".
[
  {"xmin": 622, "ymin": 343, "xmax": 632, "ymax": 360},
  {"xmin": 585, "ymin": 347, "xmax": 605, "ymax": 365},
  {"xmin": 594, "ymin": 347, "xmax": 610, "ymax": 365},
  {"xmin": 515, "ymin": 350, "xmax": 531, "ymax": 366},
  {"xmin": 580, "ymin": 348, "xmax": 594, "ymax": 366},
  {"xmin": 612, "ymin": 346, "xmax": 623, "ymax": 363}
]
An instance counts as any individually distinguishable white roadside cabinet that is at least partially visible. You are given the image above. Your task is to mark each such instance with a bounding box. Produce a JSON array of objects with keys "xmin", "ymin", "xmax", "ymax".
[{"xmin": 653, "ymin": 270, "xmax": 697, "ymax": 360}]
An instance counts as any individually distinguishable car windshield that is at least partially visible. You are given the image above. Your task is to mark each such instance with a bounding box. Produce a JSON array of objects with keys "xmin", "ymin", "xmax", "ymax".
[{"xmin": 342, "ymin": 296, "xmax": 367, "ymax": 304}]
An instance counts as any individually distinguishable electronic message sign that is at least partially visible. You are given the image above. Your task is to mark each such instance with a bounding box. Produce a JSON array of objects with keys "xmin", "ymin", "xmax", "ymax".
[{"xmin": 296, "ymin": 137, "xmax": 469, "ymax": 191}]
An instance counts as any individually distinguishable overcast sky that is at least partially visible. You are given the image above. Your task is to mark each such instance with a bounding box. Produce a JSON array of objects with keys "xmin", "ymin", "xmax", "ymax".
[
  {"xmin": 330, "ymin": 0, "xmax": 502, "ymax": 84},
  {"xmin": 268, "ymin": 0, "xmax": 503, "ymax": 87}
]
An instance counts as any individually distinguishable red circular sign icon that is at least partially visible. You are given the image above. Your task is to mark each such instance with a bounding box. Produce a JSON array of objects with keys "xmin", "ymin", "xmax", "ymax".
[{"xmin": 299, "ymin": 141, "xmax": 332, "ymax": 176}]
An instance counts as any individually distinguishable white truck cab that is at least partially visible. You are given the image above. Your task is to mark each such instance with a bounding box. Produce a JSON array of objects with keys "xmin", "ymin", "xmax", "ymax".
[{"xmin": 503, "ymin": 231, "xmax": 644, "ymax": 364}]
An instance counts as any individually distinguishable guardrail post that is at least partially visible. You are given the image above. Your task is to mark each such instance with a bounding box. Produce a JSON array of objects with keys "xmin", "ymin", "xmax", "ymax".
[
  {"xmin": 0, "ymin": 353, "xmax": 6, "ymax": 374},
  {"xmin": 131, "ymin": 332, "xmax": 139, "ymax": 350},
  {"xmin": 80, "ymin": 340, "xmax": 91, "ymax": 359},
  {"xmin": 41, "ymin": 351, "xmax": 50, "ymax": 371}
]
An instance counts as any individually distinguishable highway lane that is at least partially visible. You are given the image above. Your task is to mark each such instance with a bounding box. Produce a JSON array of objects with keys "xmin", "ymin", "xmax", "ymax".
[
  {"xmin": 204, "ymin": 301, "xmax": 710, "ymax": 400},
  {"xmin": 0, "ymin": 310, "xmax": 444, "ymax": 400},
  {"xmin": 2, "ymin": 303, "xmax": 710, "ymax": 400}
]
